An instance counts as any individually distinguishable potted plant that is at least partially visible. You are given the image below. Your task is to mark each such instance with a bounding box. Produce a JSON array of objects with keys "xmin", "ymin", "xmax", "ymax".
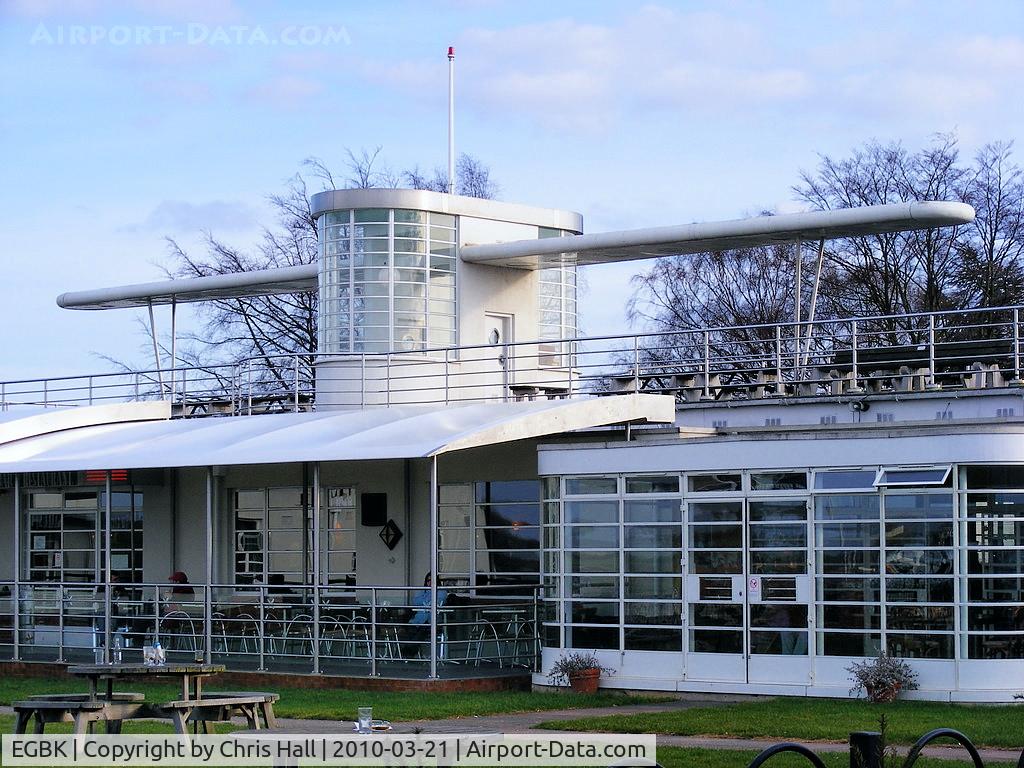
[
  {"xmin": 847, "ymin": 653, "xmax": 919, "ymax": 703},
  {"xmin": 547, "ymin": 651, "xmax": 612, "ymax": 694}
]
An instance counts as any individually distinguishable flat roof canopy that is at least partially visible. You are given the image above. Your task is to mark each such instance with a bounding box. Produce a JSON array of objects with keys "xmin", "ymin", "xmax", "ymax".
[
  {"xmin": 55, "ymin": 201, "xmax": 974, "ymax": 309},
  {"xmin": 460, "ymin": 201, "xmax": 976, "ymax": 268},
  {"xmin": 57, "ymin": 263, "xmax": 318, "ymax": 310},
  {"xmin": 0, "ymin": 395, "xmax": 674, "ymax": 472}
]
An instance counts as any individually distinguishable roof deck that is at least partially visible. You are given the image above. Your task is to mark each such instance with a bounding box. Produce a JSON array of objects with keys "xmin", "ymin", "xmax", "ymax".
[{"xmin": 1, "ymin": 304, "xmax": 1021, "ymax": 416}]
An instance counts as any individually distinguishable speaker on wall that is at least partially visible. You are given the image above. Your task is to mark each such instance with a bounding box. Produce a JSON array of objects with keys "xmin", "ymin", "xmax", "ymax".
[{"xmin": 360, "ymin": 492, "xmax": 387, "ymax": 527}]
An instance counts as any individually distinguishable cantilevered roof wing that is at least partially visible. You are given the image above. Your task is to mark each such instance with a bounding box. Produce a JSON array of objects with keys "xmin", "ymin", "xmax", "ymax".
[
  {"xmin": 57, "ymin": 263, "xmax": 319, "ymax": 310},
  {"xmin": 0, "ymin": 395, "xmax": 675, "ymax": 472},
  {"xmin": 460, "ymin": 201, "xmax": 975, "ymax": 269}
]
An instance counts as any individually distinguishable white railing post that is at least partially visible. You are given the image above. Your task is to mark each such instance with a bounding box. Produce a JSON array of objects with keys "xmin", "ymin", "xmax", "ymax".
[
  {"xmin": 1014, "ymin": 308, "xmax": 1021, "ymax": 384},
  {"xmin": 180, "ymin": 368, "xmax": 188, "ymax": 413},
  {"xmin": 312, "ymin": 584, "xmax": 321, "ymax": 675},
  {"xmin": 774, "ymin": 325, "xmax": 783, "ymax": 394},
  {"xmin": 444, "ymin": 348, "xmax": 451, "ymax": 405},
  {"xmin": 386, "ymin": 353, "xmax": 392, "ymax": 407},
  {"xmin": 632, "ymin": 336, "xmax": 640, "ymax": 392},
  {"xmin": 246, "ymin": 361, "xmax": 253, "ymax": 415},
  {"xmin": 702, "ymin": 330, "xmax": 711, "ymax": 400},
  {"xmin": 849, "ymin": 319, "xmax": 863, "ymax": 394},
  {"xmin": 370, "ymin": 588, "xmax": 378, "ymax": 677},
  {"xmin": 258, "ymin": 585, "xmax": 266, "ymax": 671},
  {"xmin": 57, "ymin": 586, "xmax": 65, "ymax": 663},
  {"xmin": 927, "ymin": 313, "xmax": 939, "ymax": 390},
  {"xmin": 361, "ymin": 354, "xmax": 366, "ymax": 408},
  {"xmin": 294, "ymin": 356, "xmax": 300, "ymax": 413},
  {"xmin": 87, "ymin": 376, "xmax": 93, "ymax": 406}
]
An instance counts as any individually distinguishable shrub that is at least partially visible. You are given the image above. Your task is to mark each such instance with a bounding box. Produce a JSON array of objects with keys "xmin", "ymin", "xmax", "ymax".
[
  {"xmin": 847, "ymin": 653, "xmax": 919, "ymax": 703},
  {"xmin": 547, "ymin": 651, "xmax": 613, "ymax": 687}
]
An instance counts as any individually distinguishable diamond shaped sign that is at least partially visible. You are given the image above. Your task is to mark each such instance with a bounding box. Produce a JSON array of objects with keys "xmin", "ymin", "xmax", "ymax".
[{"xmin": 378, "ymin": 519, "xmax": 403, "ymax": 551}]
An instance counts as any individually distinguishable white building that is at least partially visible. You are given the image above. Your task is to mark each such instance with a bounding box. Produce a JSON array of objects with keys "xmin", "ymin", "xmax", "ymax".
[{"xmin": 3, "ymin": 188, "xmax": 1021, "ymax": 700}]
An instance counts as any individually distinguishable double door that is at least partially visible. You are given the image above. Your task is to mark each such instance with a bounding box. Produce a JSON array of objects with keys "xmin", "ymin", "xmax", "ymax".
[{"xmin": 684, "ymin": 498, "xmax": 811, "ymax": 684}]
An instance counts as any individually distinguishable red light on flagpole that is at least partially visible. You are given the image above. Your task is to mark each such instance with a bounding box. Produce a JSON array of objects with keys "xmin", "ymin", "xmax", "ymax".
[{"xmin": 448, "ymin": 46, "xmax": 454, "ymax": 58}]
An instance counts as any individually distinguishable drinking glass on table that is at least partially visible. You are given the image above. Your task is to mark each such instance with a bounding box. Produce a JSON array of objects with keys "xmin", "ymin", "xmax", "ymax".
[{"xmin": 357, "ymin": 707, "xmax": 372, "ymax": 734}]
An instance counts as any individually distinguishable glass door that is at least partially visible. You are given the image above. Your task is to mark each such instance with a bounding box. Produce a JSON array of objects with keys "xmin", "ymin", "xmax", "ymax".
[
  {"xmin": 685, "ymin": 499, "xmax": 747, "ymax": 682},
  {"xmin": 746, "ymin": 498, "xmax": 812, "ymax": 684}
]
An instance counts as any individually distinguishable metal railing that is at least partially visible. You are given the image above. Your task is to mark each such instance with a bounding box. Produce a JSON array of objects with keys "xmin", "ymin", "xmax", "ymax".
[
  {"xmin": 0, "ymin": 580, "xmax": 539, "ymax": 679},
  {"xmin": 2, "ymin": 305, "xmax": 1023, "ymax": 413}
]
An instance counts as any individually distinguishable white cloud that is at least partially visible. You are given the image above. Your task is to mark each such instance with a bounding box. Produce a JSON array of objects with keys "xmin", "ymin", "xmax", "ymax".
[{"xmin": 126, "ymin": 200, "xmax": 258, "ymax": 233}]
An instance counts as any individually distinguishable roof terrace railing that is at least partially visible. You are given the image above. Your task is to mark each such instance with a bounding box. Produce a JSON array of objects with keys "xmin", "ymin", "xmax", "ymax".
[{"xmin": 1, "ymin": 305, "xmax": 1023, "ymax": 414}]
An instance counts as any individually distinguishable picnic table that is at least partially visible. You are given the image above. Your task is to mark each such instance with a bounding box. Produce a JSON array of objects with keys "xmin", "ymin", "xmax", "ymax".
[{"xmin": 13, "ymin": 663, "xmax": 277, "ymax": 735}]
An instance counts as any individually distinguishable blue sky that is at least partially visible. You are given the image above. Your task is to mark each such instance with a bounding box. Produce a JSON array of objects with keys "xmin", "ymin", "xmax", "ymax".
[{"xmin": 1, "ymin": 0, "xmax": 1022, "ymax": 380}]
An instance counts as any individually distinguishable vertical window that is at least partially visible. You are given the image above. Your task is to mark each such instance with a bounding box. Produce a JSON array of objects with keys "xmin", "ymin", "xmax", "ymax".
[
  {"xmin": 962, "ymin": 466, "xmax": 1024, "ymax": 659},
  {"xmin": 437, "ymin": 480, "xmax": 541, "ymax": 590},
  {"xmin": 536, "ymin": 228, "xmax": 577, "ymax": 367},
  {"xmin": 318, "ymin": 209, "xmax": 458, "ymax": 355}
]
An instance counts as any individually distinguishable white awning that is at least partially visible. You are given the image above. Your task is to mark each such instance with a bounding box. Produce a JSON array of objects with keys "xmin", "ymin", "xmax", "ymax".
[
  {"xmin": 57, "ymin": 264, "xmax": 318, "ymax": 310},
  {"xmin": 0, "ymin": 395, "xmax": 674, "ymax": 472},
  {"xmin": 460, "ymin": 201, "xmax": 975, "ymax": 268}
]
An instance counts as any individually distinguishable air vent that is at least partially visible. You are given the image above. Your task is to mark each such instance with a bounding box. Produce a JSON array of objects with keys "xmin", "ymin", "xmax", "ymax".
[
  {"xmin": 712, "ymin": 419, "xmax": 728, "ymax": 428},
  {"xmin": 820, "ymin": 415, "xmax": 837, "ymax": 425},
  {"xmin": 936, "ymin": 410, "xmax": 953, "ymax": 421},
  {"xmin": 876, "ymin": 413, "xmax": 895, "ymax": 423},
  {"xmin": 764, "ymin": 417, "xmax": 782, "ymax": 427},
  {"xmin": 997, "ymin": 407, "xmax": 1016, "ymax": 417}
]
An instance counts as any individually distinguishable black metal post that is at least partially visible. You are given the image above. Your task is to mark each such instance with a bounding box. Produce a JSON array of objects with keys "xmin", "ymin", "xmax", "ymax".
[{"xmin": 849, "ymin": 731, "xmax": 883, "ymax": 768}]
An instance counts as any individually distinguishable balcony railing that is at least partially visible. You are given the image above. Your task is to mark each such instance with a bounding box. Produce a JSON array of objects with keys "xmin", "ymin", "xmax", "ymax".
[
  {"xmin": 0, "ymin": 581, "xmax": 540, "ymax": 679},
  {"xmin": 1, "ymin": 305, "xmax": 1022, "ymax": 413}
]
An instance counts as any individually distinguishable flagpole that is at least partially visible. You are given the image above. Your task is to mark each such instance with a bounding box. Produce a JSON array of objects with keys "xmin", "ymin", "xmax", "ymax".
[{"xmin": 447, "ymin": 46, "xmax": 455, "ymax": 195}]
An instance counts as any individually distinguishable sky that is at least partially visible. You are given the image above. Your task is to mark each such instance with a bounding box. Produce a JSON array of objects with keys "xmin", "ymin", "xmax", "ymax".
[{"xmin": 1, "ymin": 0, "xmax": 1022, "ymax": 381}]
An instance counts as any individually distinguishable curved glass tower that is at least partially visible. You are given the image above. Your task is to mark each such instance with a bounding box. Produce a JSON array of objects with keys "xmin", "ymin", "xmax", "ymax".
[{"xmin": 319, "ymin": 207, "xmax": 458, "ymax": 354}]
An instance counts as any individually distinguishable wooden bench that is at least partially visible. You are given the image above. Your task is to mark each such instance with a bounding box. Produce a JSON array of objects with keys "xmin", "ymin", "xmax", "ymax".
[
  {"xmin": 14, "ymin": 693, "xmax": 146, "ymax": 734},
  {"xmin": 159, "ymin": 692, "xmax": 279, "ymax": 734}
]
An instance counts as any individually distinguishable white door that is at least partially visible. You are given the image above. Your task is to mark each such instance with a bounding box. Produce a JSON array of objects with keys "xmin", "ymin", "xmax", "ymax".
[
  {"xmin": 485, "ymin": 313, "xmax": 514, "ymax": 379},
  {"xmin": 685, "ymin": 499, "xmax": 748, "ymax": 682}
]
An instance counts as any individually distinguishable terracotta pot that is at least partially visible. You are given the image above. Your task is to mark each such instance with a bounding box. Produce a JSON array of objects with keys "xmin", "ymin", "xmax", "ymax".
[
  {"xmin": 568, "ymin": 667, "xmax": 600, "ymax": 694},
  {"xmin": 866, "ymin": 682, "xmax": 901, "ymax": 703}
]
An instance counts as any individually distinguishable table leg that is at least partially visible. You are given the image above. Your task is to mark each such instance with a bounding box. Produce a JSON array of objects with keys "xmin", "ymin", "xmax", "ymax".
[
  {"xmin": 169, "ymin": 709, "xmax": 189, "ymax": 735},
  {"xmin": 195, "ymin": 676, "xmax": 203, "ymax": 701},
  {"xmin": 88, "ymin": 677, "xmax": 97, "ymax": 700},
  {"xmin": 105, "ymin": 679, "xmax": 114, "ymax": 701},
  {"xmin": 182, "ymin": 674, "xmax": 191, "ymax": 701},
  {"xmin": 14, "ymin": 711, "xmax": 30, "ymax": 734}
]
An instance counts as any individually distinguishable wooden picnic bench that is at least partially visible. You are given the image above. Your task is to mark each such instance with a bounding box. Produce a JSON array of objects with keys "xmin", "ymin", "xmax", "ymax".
[
  {"xmin": 13, "ymin": 690, "xmax": 279, "ymax": 736},
  {"xmin": 161, "ymin": 691, "xmax": 279, "ymax": 734},
  {"xmin": 14, "ymin": 693, "xmax": 146, "ymax": 735}
]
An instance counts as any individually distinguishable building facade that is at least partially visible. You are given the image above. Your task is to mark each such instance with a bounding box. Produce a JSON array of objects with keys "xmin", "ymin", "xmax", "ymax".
[{"xmin": 3, "ymin": 189, "xmax": 1019, "ymax": 699}]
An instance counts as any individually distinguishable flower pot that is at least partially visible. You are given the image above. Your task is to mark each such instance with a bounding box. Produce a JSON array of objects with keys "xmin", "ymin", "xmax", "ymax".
[
  {"xmin": 866, "ymin": 683, "xmax": 901, "ymax": 703},
  {"xmin": 568, "ymin": 667, "xmax": 600, "ymax": 694}
]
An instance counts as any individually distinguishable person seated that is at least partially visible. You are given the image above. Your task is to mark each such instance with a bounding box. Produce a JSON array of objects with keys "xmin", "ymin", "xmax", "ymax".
[{"xmin": 407, "ymin": 573, "xmax": 448, "ymax": 658}]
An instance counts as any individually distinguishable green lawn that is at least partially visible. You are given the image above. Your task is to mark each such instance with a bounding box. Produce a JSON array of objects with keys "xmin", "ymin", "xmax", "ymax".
[
  {"xmin": 0, "ymin": 677, "xmax": 665, "ymax": 722},
  {"xmin": 540, "ymin": 697, "xmax": 1024, "ymax": 749}
]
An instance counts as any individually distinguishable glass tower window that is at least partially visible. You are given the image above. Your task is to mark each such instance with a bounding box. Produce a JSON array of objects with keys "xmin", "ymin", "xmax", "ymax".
[
  {"xmin": 319, "ymin": 209, "xmax": 457, "ymax": 354},
  {"xmin": 537, "ymin": 227, "xmax": 577, "ymax": 367}
]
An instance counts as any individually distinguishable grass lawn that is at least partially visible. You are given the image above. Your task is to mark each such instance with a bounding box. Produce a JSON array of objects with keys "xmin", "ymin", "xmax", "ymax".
[
  {"xmin": 0, "ymin": 677, "xmax": 666, "ymax": 722},
  {"xmin": 539, "ymin": 697, "xmax": 1024, "ymax": 749}
]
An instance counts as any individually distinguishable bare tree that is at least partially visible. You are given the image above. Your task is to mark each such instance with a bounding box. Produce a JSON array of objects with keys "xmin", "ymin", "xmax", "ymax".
[
  {"xmin": 159, "ymin": 149, "xmax": 498, "ymax": 393},
  {"xmin": 956, "ymin": 142, "xmax": 1024, "ymax": 309},
  {"xmin": 163, "ymin": 172, "xmax": 318, "ymax": 398},
  {"xmin": 629, "ymin": 135, "xmax": 1024, "ymax": 371}
]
